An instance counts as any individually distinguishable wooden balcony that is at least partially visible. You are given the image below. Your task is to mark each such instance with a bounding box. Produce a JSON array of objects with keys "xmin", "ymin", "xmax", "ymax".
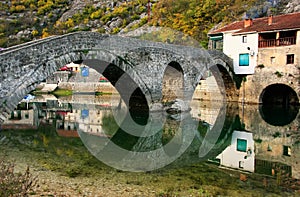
[{"xmin": 258, "ymin": 37, "xmax": 296, "ymax": 48}]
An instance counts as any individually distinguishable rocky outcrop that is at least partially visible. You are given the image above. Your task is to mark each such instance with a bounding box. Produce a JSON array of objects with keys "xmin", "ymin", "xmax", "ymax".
[{"xmin": 282, "ymin": 0, "xmax": 300, "ymax": 13}]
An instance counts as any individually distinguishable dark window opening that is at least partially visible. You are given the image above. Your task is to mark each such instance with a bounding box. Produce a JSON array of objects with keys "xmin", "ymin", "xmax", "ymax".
[
  {"xmin": 283, "ymin": 145, "xmax": 291, "ymax": 156},
  {"xmin": 286, "ymin": 54, "xmax": 294, "ymax": 64},
  {"xmin": 242, "ymin": 36, "xmax": 247, "ymax": 43},
  {"xmin": 239, "ymin": 161, "xmax": 244, "ymax": 169}
]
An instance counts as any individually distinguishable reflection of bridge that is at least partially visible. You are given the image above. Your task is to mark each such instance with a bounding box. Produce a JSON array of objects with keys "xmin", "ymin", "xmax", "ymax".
[{"xmin": 0, "ymin": 32, "xmax": 237, "ymax": 123}]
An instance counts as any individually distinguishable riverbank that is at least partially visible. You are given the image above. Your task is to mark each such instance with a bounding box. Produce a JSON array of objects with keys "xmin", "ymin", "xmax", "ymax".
[{"xmin": 0, "ymin": 128, "xmax": 296, "ymax": 197}]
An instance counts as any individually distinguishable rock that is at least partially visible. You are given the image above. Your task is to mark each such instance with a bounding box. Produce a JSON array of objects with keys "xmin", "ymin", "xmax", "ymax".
[
  {"xmin": 149, "ymin": 102, "xmax": 163, "ymax": 111},
  {"xmin": 164, "ymin": 99, "xmax": 190, "ymax": 114},
  {"xmin": 283, "ymin": 0, "xmax": 300, "ymax": 13},
  {"xmin": 109, "ymin": 17, "xmax": 123, "ymax": 29}
]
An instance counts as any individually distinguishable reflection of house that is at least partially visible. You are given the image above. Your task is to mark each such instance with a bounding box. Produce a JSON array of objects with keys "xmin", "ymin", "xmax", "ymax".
[
  {"xmin": 2, "ymin": 103, "xmax": 39, "ymax": 129},
  {"xmin": 255, "ymin": 159, "xmax": 292, "ymax": 178},
  {"xmin": 216, "ymin": 130, "xmax": 255, "ymax": 172},
  {"xmin": 56, "ymin": 129, "xmax": 79, "ymax": 138},
  {"xmin": 254, "ymin": 135, "xmax": 300, "ymax": 179},
  {"xmin": 56, "ymin": 107, "xmax": 113, "ymax": 137}
]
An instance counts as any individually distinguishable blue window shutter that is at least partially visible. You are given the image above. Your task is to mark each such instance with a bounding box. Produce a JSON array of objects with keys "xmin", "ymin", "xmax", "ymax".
[
  {"xmin": 81, "ymin": 67, "xmax": 89, "ymax": 77},
  {"xmin": 81, "ymin": 109, "xmax": 89, "ymax": 119},
  {"xmin": 237, "ymin": 139, "xmax": 247, "ymax": 152},
  {"xmin": 239, "ymin": 54, "xmax": 249, "ymax": 66}
]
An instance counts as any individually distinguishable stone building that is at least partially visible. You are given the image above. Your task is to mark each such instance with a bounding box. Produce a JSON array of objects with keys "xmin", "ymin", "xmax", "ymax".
[
  {"xmin": 208, "ymin": 12, "xmax": 300, "ymax": 105},
  {"xmin": 208, "ymin": 12, "xmax": 300, "ymax": 179}
]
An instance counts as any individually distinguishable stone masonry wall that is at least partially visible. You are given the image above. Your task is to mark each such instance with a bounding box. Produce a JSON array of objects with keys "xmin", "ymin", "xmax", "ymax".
[
  {"xmin": 239, "ymin": 61, "xmax": 299, "ymax": 104},
  {"xmin": 0, "ymin": 31, "xmax": 217, "ymax": 123}
]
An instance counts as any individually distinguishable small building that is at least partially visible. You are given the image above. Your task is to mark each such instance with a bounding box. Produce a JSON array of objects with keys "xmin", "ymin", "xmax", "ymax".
[
  {"xmin": 66, "ymin": 62, "xmax": 81, "ymax": 72},
  {"xmin": 208, "ymin": 12, "xmax": 300, "ymax": 106}
]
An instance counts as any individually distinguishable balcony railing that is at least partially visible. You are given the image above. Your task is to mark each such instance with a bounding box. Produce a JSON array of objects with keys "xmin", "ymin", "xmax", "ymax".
[{"xmin": 258, "ymin": 37, "xmax": 296, "ymax": 48}]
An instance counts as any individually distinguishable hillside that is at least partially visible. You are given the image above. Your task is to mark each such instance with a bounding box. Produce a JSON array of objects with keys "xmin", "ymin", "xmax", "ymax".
[{"xmin": 0, "ymin": 0, "xmax": 299, "ymax": 49}]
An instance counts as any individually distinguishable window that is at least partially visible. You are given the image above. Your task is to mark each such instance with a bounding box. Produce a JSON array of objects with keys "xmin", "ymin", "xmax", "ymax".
[
  {"xmin": 286, "ymin": 54, "xmax": 294, "ymax": 64},
  {"xmin": 270, "ymin": 57, "xmax": 275, "ymax": 64},
  {"xmin": 239, "ymin": 54, "xmax": 249, "ymax": 66},
  {"xmin": 237, "ymin": 139, "xmax": 247, "ymax": 152},
  {"xmin": 239, "ymin": 161, "xmax": 244, "ymax": 169},
  {"xmin": 283, "ymin": 145, "xmax": 291, "ymax": 156},
  {"xmin": 242, "ymin": 36, "xmax": 247, "ymax": 43}
]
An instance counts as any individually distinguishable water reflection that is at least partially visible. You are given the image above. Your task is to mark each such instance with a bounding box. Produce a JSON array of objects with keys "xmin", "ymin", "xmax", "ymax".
[
  {"xmin": 259, "ymin": 104, "xmax": 299, "ymax": 126},
  {"xmin": 1, "ymin": 94, "xmax": 299, "ymax": 180}
]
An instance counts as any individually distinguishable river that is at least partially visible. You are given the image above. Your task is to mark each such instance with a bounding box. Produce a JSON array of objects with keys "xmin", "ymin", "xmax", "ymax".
[{"xmin": 0, "ymin": 93, "xmax": 299, "ymax": 196}]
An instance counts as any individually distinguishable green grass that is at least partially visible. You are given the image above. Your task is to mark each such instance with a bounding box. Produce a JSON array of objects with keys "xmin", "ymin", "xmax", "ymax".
[
  {"xmin": 95, "ymin": 91, "xmax": 113, "ymax": 96},
  {"xmin": 52, "ymin": 88, "xmax": 73, "ymax": 96}
]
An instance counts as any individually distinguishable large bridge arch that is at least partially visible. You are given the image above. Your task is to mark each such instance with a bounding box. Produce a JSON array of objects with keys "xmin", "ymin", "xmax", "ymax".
[
  {"xmin": 123, "ymin": 47, "xmax": 204, "ymax": 104},
  {"xmin": 0, "ymin": 31, "xmax": 235, "ymax": 123},
  {"xmin": 258, "ymin": 83, "xmax": 299, "ymax": 126}
]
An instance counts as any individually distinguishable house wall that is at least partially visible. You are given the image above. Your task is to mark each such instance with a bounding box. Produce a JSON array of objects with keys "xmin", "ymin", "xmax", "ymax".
[
  {"xmin": 223, "ymin": 32, "xmax": 258, "ymax": 74},
  {"xmin": 257, "ymin": 30, "xmax": 300, "ymax": 68},
  {"xmin": 238, "ymin": 30, "xmax": 300, "ymax": 104}
]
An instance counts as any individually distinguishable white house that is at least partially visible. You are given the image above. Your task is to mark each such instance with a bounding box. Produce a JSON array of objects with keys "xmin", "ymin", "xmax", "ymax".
[{"xmin": 208, "ymin": 12, "xmax": 300, "ymax": 75}]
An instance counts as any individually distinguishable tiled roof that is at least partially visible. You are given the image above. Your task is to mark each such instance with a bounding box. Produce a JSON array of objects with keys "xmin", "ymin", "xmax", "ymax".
[{"xmin": 209, "ymin": 12, "xmax": 300, "ymax": 35}]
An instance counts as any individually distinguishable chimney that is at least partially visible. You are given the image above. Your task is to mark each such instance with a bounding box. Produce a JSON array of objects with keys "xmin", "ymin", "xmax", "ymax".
[
  {"xmin": 268, "ymin": 15, "xmax": 273, "ymax": 25},
  {"xmin": 244, "ymin": 18, "xmax": 253, "ymax": 28}
]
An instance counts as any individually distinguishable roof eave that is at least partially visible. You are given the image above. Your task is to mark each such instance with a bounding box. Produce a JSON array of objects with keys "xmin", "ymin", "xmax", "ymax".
[
  {"xmin": 208, "ymin": 29, "xmax": 242, "ymax": 36},
  {"xmin": 232, "ymin": 31, "xmax": 257, "ymax": 35}
]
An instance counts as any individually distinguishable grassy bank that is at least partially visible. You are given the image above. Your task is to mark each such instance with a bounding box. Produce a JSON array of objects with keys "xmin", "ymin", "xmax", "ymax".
[{"xmin": 52, "ymin": 88, "xmax": 73, "ymax": 96}]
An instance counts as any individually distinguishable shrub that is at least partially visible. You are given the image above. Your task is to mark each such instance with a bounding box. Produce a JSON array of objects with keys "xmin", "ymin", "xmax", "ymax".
[
  {"xmin": 257, "ymin": 64, "xmax": 264, "ymax": 68},
  {"xmin": 90, "ymin": 9, "xmax": 104, "ymax": 19},
  {"xmin": 274, "ymin": 71, "xmax": 283, "ymax": 77},
  {"xmin": 0, "ymin": 159, "xmax": 37, "ymax": 196}
]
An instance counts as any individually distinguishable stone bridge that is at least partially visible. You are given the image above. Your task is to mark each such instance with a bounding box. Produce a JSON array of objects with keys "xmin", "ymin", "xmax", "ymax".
[{"xmin": 0, "ymin": 31, "xmax": 236, "ymax": 123}]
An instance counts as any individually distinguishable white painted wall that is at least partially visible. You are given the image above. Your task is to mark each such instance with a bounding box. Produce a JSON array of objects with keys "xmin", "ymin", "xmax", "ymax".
[
  {"xmin": 216, "ymin": 130, "xmax": 255, "ymax": 172},
  {"xmin": 223, "ymin": 32, "xmax": 258, "ymax": 74}
]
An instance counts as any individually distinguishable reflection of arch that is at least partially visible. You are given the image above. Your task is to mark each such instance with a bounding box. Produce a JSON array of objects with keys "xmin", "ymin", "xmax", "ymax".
[
  {"xmin": 75, "ymin": 95, "xmax": 241, "ymax": 171},
  {"xmin": 162, "ymin": 61, "xmax": 184, "ymax": 102},
  {"xmin": 259, "ymin": 104, "xmax": 299, "ymax": 126},
  {"xmin": 259, "ymin": 83, "xmax": 299, "ymax": 126}
]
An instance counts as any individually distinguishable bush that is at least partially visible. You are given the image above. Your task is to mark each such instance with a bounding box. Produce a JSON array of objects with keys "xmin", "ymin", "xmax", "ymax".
[{"xmin": 0, "ymin": 159, "xmax": 37, "ymax": 196}]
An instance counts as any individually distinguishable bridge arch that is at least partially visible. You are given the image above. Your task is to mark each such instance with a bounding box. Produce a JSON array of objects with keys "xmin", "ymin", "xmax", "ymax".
[
  {"xmin": 123, "ymin": 46, "xmax": 205, "ymax": 105},
  {"xmin": 0, "ymin": 31, "xmax": 234, "ymax": 123},
  {"xmin": 162, "ymin": 61, "xmax": 184, "ymax": 103},
  {"xmin": 258, "ymin": 83, "xmax": 299, "ymax": 126},
  {"xmin": 259, "ymin": 83, "xmax": 299, "ymax": 105},
  {"xmin": 196, "ymin": 50, "xmax": 240, "ymax": 102}
]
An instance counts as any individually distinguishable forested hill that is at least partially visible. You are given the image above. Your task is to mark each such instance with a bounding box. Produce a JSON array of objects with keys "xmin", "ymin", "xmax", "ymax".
[{"xmin": 0, "ymin": 0, "xmax": 299, "ymax": 48}]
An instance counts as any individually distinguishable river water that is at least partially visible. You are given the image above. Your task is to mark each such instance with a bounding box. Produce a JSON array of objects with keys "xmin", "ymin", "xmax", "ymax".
[{"xmin": 0, "ymin": 93, "xmax": 299, "ymax": 196}]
